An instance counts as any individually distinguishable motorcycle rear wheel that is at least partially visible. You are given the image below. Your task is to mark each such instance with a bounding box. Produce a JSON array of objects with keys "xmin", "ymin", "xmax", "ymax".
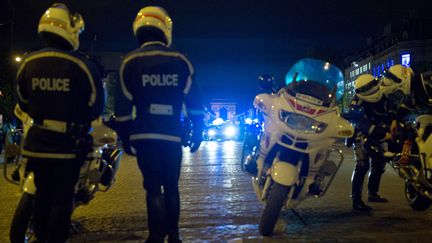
[
  {"xmin": 10, "ymin": 192, "xmax": 35, "ymax": 243},
  {"xmin": 405, "ymin": 180, "xmax": 432, "ymax": 211},
  {"xmin": 259, "ymin": 182, "xmax": 290, "ymax": 236}
]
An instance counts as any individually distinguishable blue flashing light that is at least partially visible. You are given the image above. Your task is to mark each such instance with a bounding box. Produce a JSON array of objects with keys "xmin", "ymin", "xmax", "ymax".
[{"xmin": 245, "ymin": 118, "xmax": 252, "ymax": 125}]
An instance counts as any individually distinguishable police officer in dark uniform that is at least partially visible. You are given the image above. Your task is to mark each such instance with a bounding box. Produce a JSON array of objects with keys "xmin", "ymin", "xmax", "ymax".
[
  {"xmin": 13, "ymin": 3, "xmax": 105, "ymax": 242},
  {"xmin": 114, "ymin": 6, "xmax": 204, "ymax": 243},
  {"xmin": 347, "ymin": 74, "xmax": 392, "ymax": 211}
]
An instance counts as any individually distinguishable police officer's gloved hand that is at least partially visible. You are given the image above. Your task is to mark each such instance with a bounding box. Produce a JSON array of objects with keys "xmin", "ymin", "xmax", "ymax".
[
  {"xmin": 371, "ymin": 123, "xmax": 390, "ymax": 141},
  {"xmin": 122, "ymin": 139, "xmax": 136, "ymax": 156},
  {"xmin": 189, "ymin": 130, "xmax": 203, "ymax": 153}
]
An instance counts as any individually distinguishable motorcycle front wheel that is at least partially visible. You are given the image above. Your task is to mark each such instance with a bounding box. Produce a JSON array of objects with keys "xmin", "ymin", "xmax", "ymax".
[
  {"xmin": 10, "ymin": 192, "xmax": 35, "ymax": 243},
  {"xmin": 405, "ymin": 180, "xmax": 432, "ymax": 211},
  {"xmin": 259, "ymin": 182, "xmax": 290, "ymax": 236}
]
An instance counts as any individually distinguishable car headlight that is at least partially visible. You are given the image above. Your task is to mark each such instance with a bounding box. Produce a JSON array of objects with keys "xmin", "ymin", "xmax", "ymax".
[
  {"xmin": 208, "ymin": 129, "xmax": 216, "ymax": 137},
  {"xmin": 279, "ymin": 110, "xmax": 327, "ymax": 134},
  {"xmin": 224, "ymin": 126, "xmax": 236, "ymax": 137}
]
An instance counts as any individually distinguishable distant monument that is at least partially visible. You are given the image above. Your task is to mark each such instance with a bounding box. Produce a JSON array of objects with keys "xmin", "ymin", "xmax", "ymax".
[{"xmin": 209, "ymin": 99, "xmax": 237, "ymax": 121}]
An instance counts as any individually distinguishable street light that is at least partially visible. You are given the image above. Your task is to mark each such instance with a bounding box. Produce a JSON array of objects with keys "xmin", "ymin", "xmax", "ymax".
[{"xmin": 14, "ymin": 56, "xmax": 22, "ymax": 63}]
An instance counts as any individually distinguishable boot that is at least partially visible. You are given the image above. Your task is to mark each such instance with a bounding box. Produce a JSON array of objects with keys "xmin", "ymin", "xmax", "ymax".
[
  {"xmin": 352, "ymin": 198, "xmax": 373, "ymax": 211},
  {"xmin": 168, "ymin": 232, "xmax": 182, "ymax": 243},
  {"xmin": 368, "ymin": 193, "xmax": 388, "ymax": 203},
  {"xmin": 165, "ymin": 192, "xmax": 182, "ymax": 243},
  {"xmin": 145, "ymin": 194, "xmax": 167, "ymax": 243},
  {"xmin": 351, "ymin": 168, "xmax": 372, "ymax": 211},
  {"xmin": 351, "ymin": 167, "xmax": 366, "ymax": 201},
  {"xmin": 368, "ymin": 166, "xmax": 388, "ymax": 203}
]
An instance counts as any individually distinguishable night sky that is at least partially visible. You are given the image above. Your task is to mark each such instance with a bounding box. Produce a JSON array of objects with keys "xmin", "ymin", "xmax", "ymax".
[{"xmin": 0, "ymin": 0, "xmax": 426, "ymax": 112}]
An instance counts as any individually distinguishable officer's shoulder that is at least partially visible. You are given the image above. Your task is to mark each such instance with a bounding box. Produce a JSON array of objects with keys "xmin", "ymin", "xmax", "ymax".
[
  {"xmin": 162, "ymin": 46, "xmax": 192, "ymax": 64},
  {"xmin": 69, "ymin": 51, "xmax": 104, "ymax": 71},
  {"xmin": 141, "ymin": 45, "xmax": 186, "ymax": 57},
  {"xmin": 30, "ymin": 48, "xmax": 89, "ymax": 63},
  {"xmin": 20, "ymin": 47, "xmax": 55, "ymax": 61},
  {"xmin": 68, "ymin": 50, "xmax": 92, "ymax": 61},
  {"xmin": 125, "ymin": 45, "xmax": 189, "ymax": 62}
]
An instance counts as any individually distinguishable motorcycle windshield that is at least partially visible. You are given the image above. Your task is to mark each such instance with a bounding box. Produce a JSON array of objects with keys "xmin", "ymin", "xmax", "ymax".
[{"xmin": 285, "ymin": 58, "xmax": 344, "ymax": 107}]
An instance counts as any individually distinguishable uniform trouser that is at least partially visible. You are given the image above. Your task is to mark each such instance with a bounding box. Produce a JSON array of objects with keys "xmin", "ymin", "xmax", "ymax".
[
  {"xmin": 31, "ymin": 158, "xmax": 82, "ymax": 243},
  {"xmin": 351, "ymin": 141, "xmax": 386, "ymax": 200},
  {"xmin": 135, "ymin": 141, "xmax": 182, "ymax": 242}
]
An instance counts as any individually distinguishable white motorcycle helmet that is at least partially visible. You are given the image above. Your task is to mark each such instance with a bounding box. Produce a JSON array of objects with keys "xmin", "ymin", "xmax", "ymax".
[
  {"xmin": 38, "ymin": 3, "xmax": 84, "ymax": 50},
  {"xmin": 381, "ymin": 64, "xmax": 413, "ymax": 96},
  {"xmin": 133, "ymin": 6, "xmax": 173, "ymax": 46},
  {"xmin": 38, "ymin": 3, "xmax": 84, "ymax": 51},
  {"xmin": 354, "ymin": 74, "xmax": 382, "ymax": 103}
]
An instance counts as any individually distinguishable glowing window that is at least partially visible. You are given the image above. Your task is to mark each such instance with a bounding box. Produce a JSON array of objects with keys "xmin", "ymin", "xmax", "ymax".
[{"xmin": 401, "ymin": 54, "xmax": 411, "ymax": 66}]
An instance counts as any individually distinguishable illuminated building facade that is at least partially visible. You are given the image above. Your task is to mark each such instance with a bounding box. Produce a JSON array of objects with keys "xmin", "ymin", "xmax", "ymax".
[{"xmin": 342, "ymin": 13, "xmax": 432, "ymax": 111}]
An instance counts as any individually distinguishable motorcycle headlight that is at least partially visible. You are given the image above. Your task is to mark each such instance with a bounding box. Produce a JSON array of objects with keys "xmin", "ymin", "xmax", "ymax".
[{"xmin": 279, "ymin": 110, "xmax": 327, "ymax": 134}]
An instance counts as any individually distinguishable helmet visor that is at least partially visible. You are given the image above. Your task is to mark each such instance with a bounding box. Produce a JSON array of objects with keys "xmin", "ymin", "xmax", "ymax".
[
  {"xmin": 355, "ymin": 78, "xmax": 380, "ymax": 96},
  {"xmin": 382, "ymin": 71, "xmax": 402, "ymax": 84},
  {"xmin": 70, "ymin": 13, "xmax": 84, "ymax": 33}
]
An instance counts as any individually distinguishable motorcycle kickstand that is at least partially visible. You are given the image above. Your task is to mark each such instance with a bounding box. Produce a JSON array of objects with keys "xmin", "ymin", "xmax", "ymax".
[{"xmin": 290, "ymin": 208, "xmax": 308, "ymax": 226}]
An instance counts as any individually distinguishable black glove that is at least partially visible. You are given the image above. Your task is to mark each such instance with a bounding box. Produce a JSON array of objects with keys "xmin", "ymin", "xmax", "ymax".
[
  {"xmin": 370, "ymin": 123, "xmax": 390, "ymax": 140},
  {"xmin": 111, "ymin": 119, "xmax": 135, "ymax": 155},
  {"xmin": 121, "ymin": 139, "xmax": 136, "ymax": 156},
  {"xmin": 181, "ymin": 118, "xmax": 192, "ymax": 147},
  {"xmin": 189, "ymin": 130, "xmax": 203, "ymax": 153}
]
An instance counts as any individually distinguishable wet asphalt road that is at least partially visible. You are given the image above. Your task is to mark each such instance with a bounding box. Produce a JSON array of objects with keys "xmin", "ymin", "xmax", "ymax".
[{"xmin": 1, "ymin": 141, "xmax": 432, "ymax": 242}]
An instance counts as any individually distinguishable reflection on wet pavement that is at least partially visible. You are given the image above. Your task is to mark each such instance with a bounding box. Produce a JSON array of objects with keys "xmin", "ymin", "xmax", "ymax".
[
  {"xmin": 179, "ymin": 141, "xmax": 265, "ymax": 242},
  {"xmin": 3, "ymin": 141, "xmax": 432, "ymax": 242}
]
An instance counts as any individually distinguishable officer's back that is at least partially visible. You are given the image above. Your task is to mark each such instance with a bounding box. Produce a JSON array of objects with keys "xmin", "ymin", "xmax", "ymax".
[
  {"xmin": 11, "ymin": 4, "xmax": 105, "ymax": 243},
  {"xmin": 17, "ymin": 47, "xmax": 102, "ymax": 124},
  {"xmin": 120, "ymin": 40, "xmax": 195, "ymax": 141},
  {"xmin": 15, "ymin": 4, "xmax": 104, "ymax": 158}
]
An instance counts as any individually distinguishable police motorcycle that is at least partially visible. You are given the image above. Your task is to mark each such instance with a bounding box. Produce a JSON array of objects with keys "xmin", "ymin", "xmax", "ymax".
[
  {"xmin": 3, "ymin": 106, "xmax": 122, "ymax": 242},
  {"xmin": 244, "ymin": 58, "xmax": 354, "ymax": 236},
  {"xmin": 385, "ymin": 69, "xmax": 432, "ymax": 211}
]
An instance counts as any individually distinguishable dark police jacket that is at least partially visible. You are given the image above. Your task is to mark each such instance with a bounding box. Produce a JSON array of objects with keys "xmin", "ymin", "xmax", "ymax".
[
  {"xmin": 348, "ymin": 95, "xmax": 393, "ymax": 141},
  {"xmin": 16, "ymin": 48, "xmax": 105, "ymax": 159},
  {"xmin": 114, "ymin": 41, "xmax": 204, "ymax": 144}
]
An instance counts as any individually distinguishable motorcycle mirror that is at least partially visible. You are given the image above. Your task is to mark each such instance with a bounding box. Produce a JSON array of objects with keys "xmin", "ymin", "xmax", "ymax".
[
  {"xmin": 253, "ymin": 94, "xmax": 273, "ymax": 115},
  {"xmin": 258, "ymin": 74, "xmax": 275, "ymax": 92}
]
